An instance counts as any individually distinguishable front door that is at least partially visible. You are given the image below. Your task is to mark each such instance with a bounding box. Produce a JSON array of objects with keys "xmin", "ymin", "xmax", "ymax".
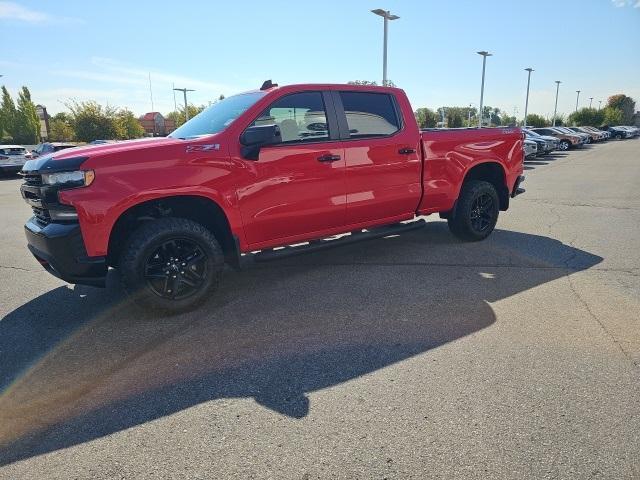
[{"xmin": 236, "ymin": 91, "xmax": 346, "ymax": 247}]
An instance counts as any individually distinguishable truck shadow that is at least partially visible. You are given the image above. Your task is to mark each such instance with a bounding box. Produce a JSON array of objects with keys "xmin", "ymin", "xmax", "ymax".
[{"xmin": 0, "ymin": 222, "xmax": 602, "ymax": 465}]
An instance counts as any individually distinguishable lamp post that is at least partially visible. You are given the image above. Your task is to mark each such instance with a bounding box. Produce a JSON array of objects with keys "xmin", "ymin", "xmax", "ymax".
[
  {"xmin": 589, "ymin": 97, "xmax": 593, "ymax": 109},
  {"xmin": 173, "ymin": 87, "xmax": 195, "ymax": 122},
  {"xmin": 371, "ymin": 9, "xmax": 399, "ymax": 86},
  {"xmin": 468, "ymin": 103, "xmax": 472, "ymax": 125},
  {"xmin": 552, "ymin": 80, "xmax": 561, "ymax": 126},
  {"xmin": 598, "ymin": 100, "xmax": 602, "ymax": 110},
  {"xmin": 477, "ymin": 51, "xmax": 492, "ymax": 127},
  {"xmin": 523, "ymin": 68, "xmax": 534, "ymax": 127},
  {"xmin": 575, "ymin": 90, "xmax": 581, "ymax": 112}
]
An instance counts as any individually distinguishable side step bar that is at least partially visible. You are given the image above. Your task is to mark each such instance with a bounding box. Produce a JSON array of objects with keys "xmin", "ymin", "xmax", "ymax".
[{"xmin": 253, "ymin": 219, "xmax": 426, "ymax": 262}]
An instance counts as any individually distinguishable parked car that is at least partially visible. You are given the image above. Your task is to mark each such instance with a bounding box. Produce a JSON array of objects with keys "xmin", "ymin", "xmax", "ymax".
[
  {"xmin": 523, "ymin": 128, "xmax": 558, "ymax": 154},
  {"xmin": 580, "ymin": 126, "xmax": 610, "ymax": 140},
  {"xmin": 31, "ymin": 142, "xmax": 77, "ymax": 158},
  {"xmin": 0, "ymin": 145, "xmax": 32, "ymax": 175},
  {"xmin": 524, "ymin": 139, "xmax": 538, "ymax": 159},
  {"xmin": 19, "ymin": 82, "xmax": 525, "ymax": 312},
  {"xmin": 555, "ymin": 127, "xmax": 590, "ymax": 144},
  {"xmin": 617, "ymin": 126, "xmax": 639, "ymax": 137},
  {"xmin": 567, "ymin": 127, "xmax": 601, "ymax": 143},
  {"xmin": 601, "ymin": 125, "xmax": 632, "ymax": 139},
  {"xmin": 89, "ymin": 140, "xmax": 117, "ymax": 145},
  {"xmin": 531, "ymin": 127, "xmax": 582, "ymax": 150}
]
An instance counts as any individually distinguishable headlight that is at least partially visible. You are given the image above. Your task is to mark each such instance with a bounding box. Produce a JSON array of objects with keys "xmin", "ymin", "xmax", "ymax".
[{"xmin": 42, "ymin": 170, "xmax": 95, "ymax": 187}]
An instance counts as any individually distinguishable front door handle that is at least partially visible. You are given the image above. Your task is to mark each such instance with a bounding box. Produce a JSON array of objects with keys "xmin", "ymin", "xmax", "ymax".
[
  {"xmin": 398, "ymin": 147, "xmax": 416, "ymax": 155},
  {"xmin": 317, "ymin": 154, "xmax": 341, "ymax": 162}
]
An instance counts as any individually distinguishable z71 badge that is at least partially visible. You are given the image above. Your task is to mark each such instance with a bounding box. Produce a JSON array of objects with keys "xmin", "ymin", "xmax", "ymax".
[{"xmin": 186, "ymin": 144, "xmax": 220, "ymax": 153}]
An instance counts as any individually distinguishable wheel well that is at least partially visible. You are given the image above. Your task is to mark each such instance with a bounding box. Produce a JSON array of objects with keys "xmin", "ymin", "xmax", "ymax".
[
  {"xmin": 107, "ymin": 196, "xmax": 236, "ymax": 267},
  {"xmin": 463, "ymin": 162, "xmax": 509, "ymax": 211}
]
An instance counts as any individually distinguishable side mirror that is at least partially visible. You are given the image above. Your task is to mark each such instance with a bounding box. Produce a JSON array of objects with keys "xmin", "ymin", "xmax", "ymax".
[{"xmin": 240, "ymin": 124, "xmax": 281, "ymax": 160}]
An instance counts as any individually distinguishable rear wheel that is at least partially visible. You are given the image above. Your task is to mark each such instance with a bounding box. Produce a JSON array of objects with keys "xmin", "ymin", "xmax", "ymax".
[
  {"xmin": 448, "ymin": 180, "xmax": 499, "ymax": 242},
  {"xmin": 119, "ymin": 217, "xmax": 224, "ymax": 313}
]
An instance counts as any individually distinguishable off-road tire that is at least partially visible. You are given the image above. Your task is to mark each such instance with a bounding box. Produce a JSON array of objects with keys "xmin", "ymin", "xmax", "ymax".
[
  {"xmin": 448, "ymin": 180, "xmax": 499, "ymax": 242},
  {"xmin": 119, "ymin": 217, "xmax": 224, "ymax": 314}
]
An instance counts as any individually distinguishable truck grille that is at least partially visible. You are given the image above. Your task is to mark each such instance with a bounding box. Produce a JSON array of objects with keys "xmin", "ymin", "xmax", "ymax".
[
  {"xmin": 20, "ymin": 173, "xmax": 50, "ymax": 226},
  {"xmin": 32, "ymin": 206, "xmax": 51, "ymax": 224},
  {"xmin": 23, "ymin": 172, "xmax": 43, "ymax": 186}
]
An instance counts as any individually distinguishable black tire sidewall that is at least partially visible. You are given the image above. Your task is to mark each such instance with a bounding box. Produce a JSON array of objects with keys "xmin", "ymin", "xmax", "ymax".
[
  {"xmin": 119, "ymin": 218, "xmax": 223, "ymax": 313},
  {"xmin": 449, "ymin": 180, "xmax": 499, "ymax": 241}
]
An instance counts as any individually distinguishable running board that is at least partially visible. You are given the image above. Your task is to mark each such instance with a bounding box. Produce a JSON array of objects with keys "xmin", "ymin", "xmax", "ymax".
[{"xmin": 253, "ymin": 219, "xmax": 426, "ymax": 262}]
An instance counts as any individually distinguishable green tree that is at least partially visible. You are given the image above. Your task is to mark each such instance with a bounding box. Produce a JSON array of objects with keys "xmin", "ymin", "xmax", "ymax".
[
  {"xmin": 525, "ymin": 114, "xmax": 547, "ymax": 127},
  {"xmin": 347, "ymin": 80, "xmax": 397, "ymax": 87},
  {"xmin": 0, "ymin": 86, "xmax": 17, "ymax": 141},
  {"xmin": 567, "ymin": 108, "xmax": 604, "ymax": 127},
  {"xmin": 66, "ymin": 100, "xmax": 119, "ymax": 142},
  {"xmin": 115, "ymin": 109, "xmax": 144, "ymax": 139},
  {"xmin": 165, "ymin": 104, "xmax": 207, "ymax": 129},
  {"xmin": 14, "ymin": 87, "xmax": 41, "ymax": 144},
  {"xmin": 48, "ymin": 113, "xmax": 75, "ymax": 141},
  {"xmin": 449, "ymin": 111, "xmax": 463, "ymax": 127},
  {"xmin": 602, "ymin": 106, "xmax": 623, "ymax": 125},
  {"xmin": 500, "ymin": 114, "xmax": 516, "ymax": 126},
  {"xmin": 414, "ymin": 108, "xmax": 438, "ymax": 128},
  {"xmin": 606, "ymin": 94, "xmax": 635, "ymax": 124}
]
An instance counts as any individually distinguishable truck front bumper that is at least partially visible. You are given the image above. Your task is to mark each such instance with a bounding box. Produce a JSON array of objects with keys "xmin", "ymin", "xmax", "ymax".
[{"xmin": 25, "ymin": 218, "xmax": 107, "ymax": 287}]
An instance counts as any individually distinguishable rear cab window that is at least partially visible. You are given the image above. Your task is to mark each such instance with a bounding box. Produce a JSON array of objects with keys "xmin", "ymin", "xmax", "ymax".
[{"xmin": 339, "ymin": 91, "xmax": 400, "ymax": 139}]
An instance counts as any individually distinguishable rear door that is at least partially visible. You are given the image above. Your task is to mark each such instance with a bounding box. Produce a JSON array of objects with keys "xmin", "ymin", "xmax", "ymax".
[
  {"xmin": 236, "ymin": 90, "xmax": 347, "ymax": 246},
  {"xmin": 334, "ymin": 90, "xmax": 422, "ymax": 226}
]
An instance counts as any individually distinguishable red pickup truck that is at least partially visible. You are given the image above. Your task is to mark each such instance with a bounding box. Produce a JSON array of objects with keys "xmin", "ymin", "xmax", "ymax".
[{"xmin": 20, "ymin": 82, "xmax": 525, "ymax": 312}]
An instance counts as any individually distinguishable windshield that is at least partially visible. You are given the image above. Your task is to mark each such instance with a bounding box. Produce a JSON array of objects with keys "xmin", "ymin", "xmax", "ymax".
[{"xmin": 169, "ymin": 92, "xmax": 265, "ymax": 139}]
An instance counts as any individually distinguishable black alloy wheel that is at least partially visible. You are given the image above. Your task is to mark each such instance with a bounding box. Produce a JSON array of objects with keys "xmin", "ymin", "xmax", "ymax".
[
  {"xmin": 144, "ymin": 238, "xmax": 208, "ymax": 300},
  {"xmin": 469, "ymin": 193, "xmax": 495, "ymax": 233}
]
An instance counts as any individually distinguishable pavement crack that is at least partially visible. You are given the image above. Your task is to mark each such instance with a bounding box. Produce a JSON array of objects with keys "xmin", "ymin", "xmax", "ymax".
[
  {"xmin": 0, "ymin": 264, "xmax": 35, "ymax": 273},
  {"xmin": 521, "ymin": 198, "xmax": 640, "ymax": 211},
  {"xmin": 563, "ymin": 254, "xmax": 638, "ymax": 368}
]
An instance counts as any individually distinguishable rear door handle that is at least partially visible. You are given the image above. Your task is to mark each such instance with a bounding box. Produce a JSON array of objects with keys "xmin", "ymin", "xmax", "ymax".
[
  {"xmin": 317, "ymin": 154, "xmax": 341, "ymax": 162},
  {"xmin": 398, "ymin": 147, "xmax": 416, "ymax": 155}
]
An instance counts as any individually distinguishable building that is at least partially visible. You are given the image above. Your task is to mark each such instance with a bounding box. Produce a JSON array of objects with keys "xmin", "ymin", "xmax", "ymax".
[{"xmin": 138, "ymin": 112, "xmax": 175, "ymax": 136}]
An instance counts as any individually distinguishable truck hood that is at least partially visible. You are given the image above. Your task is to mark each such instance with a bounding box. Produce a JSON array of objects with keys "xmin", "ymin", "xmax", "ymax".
[
  {"xmin": 53, "ymin": 137, "xmax": 184, "ymax": 160},
  {"xmin": 22, "ymin": 137, "xmax": 198, "ymax": 173}
]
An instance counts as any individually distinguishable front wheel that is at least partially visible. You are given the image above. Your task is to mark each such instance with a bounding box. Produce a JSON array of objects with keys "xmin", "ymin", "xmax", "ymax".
[
  {"xmin": 119, "ymin": 217, "xmax": 224, "ymax": 313},
  {"xmin": 559, "ymin": 140, "xmax": 571, "ymax": 151},
  {"xmin": 448, "ymin": 180, "xmax": 499, "ymax": 242}
]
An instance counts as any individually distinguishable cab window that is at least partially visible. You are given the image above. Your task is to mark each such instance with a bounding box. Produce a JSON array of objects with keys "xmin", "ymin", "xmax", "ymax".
[
  {"xmin": 249, "ymin": 91, "xmax": 330, "ymax": 144},
  {"xmin": 339, "ymin": 91, "xmax": 400, "ymax": 139}
]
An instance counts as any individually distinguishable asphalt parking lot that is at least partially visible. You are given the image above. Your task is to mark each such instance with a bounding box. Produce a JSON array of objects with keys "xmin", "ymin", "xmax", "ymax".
[{"xmin": 0, "ymin": 140, "xmax": 639, "ymax": 479}]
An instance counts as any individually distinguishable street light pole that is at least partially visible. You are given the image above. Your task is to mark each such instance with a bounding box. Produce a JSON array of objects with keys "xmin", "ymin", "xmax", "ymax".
[
  {"xmin": 589, "ymin": 97, "xmax": 593, "ymax": 109},
  {"xmin": 598, "ymin": 100, "xmax": 602, "ymax": 110},
  {"xmin": 477, "ymin": 51, "xmax": 492, "ymax": 127},
  {"xmin": 523, "ymin": 68, "xmax": 534, "ymax": 127},
  {"xmin": 575, "ymin": 90, "xmax": 580, "ymax": 112},
  {"xmin": 371, "ymin": 9, "xmax": 399, "ymax": 86},
  {"xmin": 552, "ymin": 80, "xmax": 561, "ymax": 127},
  {"xmin": 173, "ymin": 87, "xmax": 195, "ymax": 122}
]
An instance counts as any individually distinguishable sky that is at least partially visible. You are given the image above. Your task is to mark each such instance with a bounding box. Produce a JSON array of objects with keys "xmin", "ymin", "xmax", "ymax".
[{"xmin": 1, "ymin": 0, "xmax": 639, "ymax": 119}]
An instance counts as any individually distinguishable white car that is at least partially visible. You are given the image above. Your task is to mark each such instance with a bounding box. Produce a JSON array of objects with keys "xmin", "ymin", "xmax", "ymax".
[
  {"xmin": 0, "ymin": 145, "xmax": 32, "ymax": 175},
  {"xmin": 524, "ymin": 139, "xmax": 538, "ymax": 159}
]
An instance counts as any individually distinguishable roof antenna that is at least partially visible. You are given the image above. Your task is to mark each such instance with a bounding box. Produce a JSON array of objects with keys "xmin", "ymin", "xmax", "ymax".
[{"xmin": 260, "ymin": 80, "xmax": 278, "ymax": 90}]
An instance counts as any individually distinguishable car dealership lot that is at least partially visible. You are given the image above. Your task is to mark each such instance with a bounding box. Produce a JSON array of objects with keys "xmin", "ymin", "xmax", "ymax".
[{"xmin": 0, "ymin": 141, "xmax": 639, "ymax": 478}]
